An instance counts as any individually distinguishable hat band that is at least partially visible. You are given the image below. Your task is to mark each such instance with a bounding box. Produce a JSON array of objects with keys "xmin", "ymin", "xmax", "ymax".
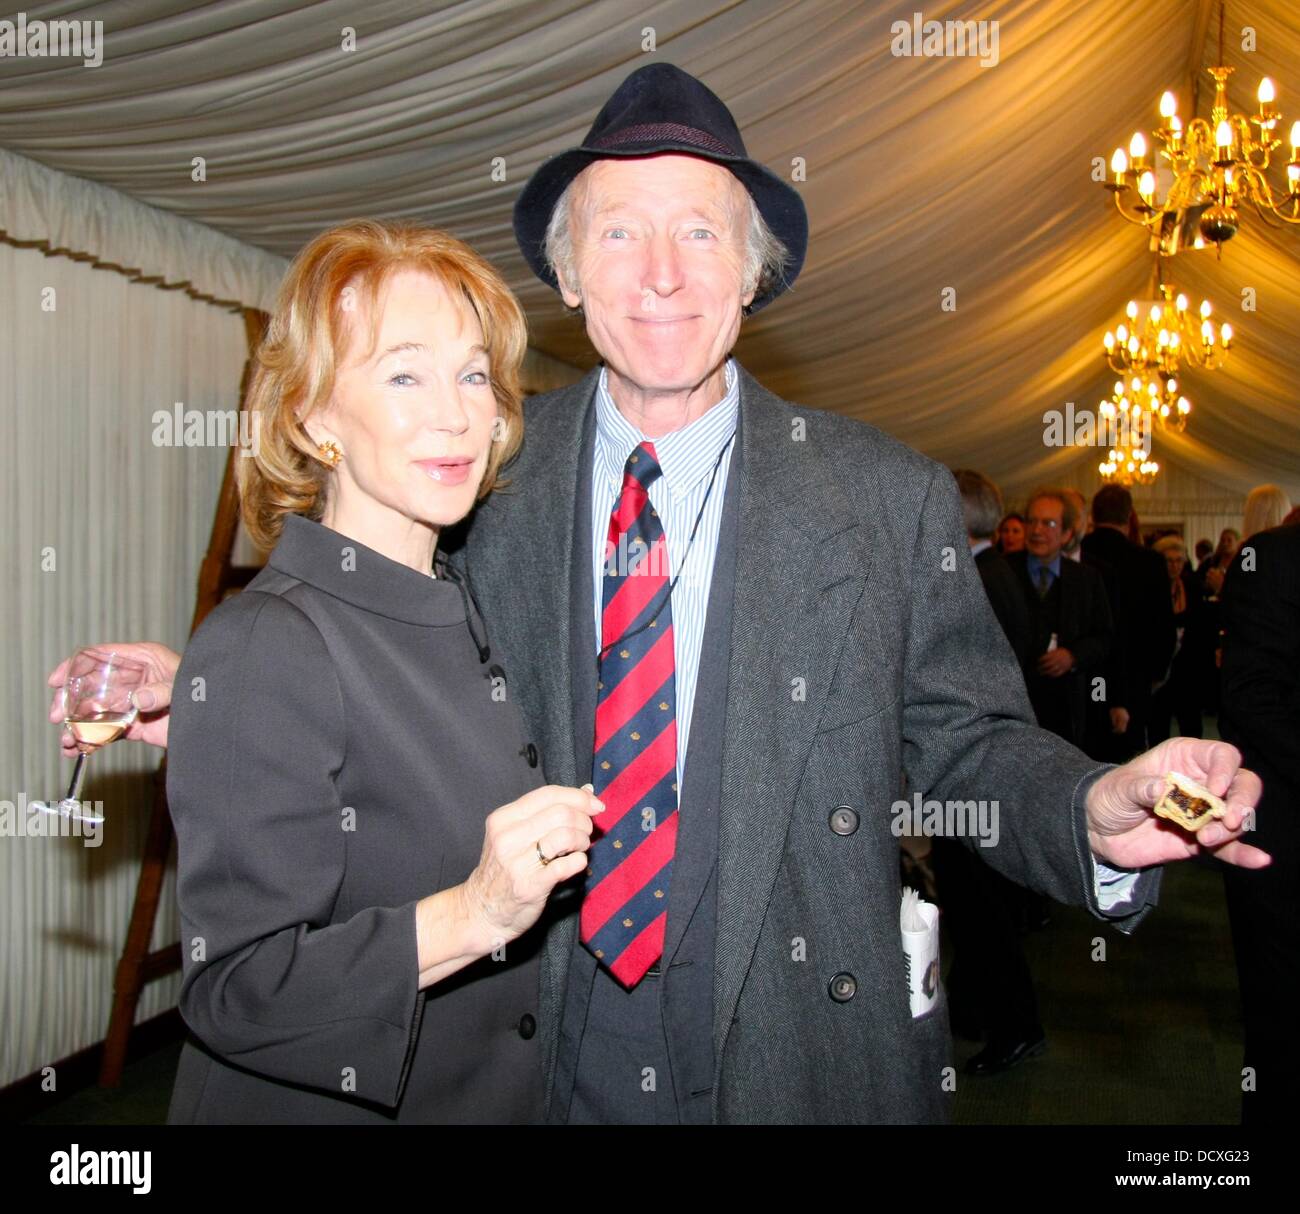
[{"xmin": 587, "ymin": 122, "xmax": 738, "ymax": 157}]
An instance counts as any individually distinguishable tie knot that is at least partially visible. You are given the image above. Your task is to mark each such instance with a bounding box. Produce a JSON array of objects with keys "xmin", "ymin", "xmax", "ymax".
[{"xmin": 623, "ymin": 442, "xmax": 663, "ymax": 490}]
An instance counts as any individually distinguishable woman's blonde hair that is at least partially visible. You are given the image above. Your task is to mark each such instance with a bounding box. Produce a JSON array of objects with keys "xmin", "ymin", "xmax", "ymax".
[
  {"xmin": 1242, "ymin": 483, "xmax": 1293, "ymax": 540},
  {"xmin": 238, "ymin": 220, "xmax": 527, "ymax": 550}
]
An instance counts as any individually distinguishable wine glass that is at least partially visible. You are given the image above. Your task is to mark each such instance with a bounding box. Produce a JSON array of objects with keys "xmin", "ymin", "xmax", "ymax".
[{"xmin": 32, "ymin": 648, "xmax": 148, "ymax": 825}]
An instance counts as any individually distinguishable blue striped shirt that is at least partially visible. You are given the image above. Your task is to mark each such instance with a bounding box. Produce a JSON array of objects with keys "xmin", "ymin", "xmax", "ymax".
[{"xmin": 591, "ymin": 357, "xmax": 739, "ymax": 795}]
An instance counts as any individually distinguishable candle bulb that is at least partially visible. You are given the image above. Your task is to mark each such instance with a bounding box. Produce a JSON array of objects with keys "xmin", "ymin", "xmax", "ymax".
[
  {"xmin": 1129, "ymin": 131, "xmax": 1147, "ymax": 164},
  {"xmin": 1259, "ymin": 77, "xmax": 1275, "ymax": 109},
  {"xmin": 1111, "ymin": 147, "xmax": 1128, "ymax": 183},
  {"xmin": 1160, "ymin": 90, "xmax": 1177, "ymax": 119},
  {"xmin": 1216, "ymin": 119, "xmax": 1233, "ymax": 155}
]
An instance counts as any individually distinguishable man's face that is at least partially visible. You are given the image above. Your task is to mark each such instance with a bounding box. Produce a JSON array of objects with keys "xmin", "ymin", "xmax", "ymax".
[
  {"xmin": 1026, "ymin": 496, "xmax": 1070, "ymax": 562},
  {"xmin": 558, "ymin": 154, "xmax": 755, "ymax": 395}
]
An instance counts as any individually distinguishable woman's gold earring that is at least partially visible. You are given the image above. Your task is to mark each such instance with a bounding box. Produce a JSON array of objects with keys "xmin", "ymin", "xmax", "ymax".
[{"xmin": 317, "ymin": 440, "xmax": 343, "ymax": 468}]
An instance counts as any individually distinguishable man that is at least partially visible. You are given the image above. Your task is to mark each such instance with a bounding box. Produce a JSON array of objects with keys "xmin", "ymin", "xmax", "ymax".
[
  {"xmin": 1194, "ymin": 538, "xmax": 1214, "ymax": 570},
  {"xmin": 1219, "ymin": 522, "xmax": 1300, "ymax": 1123},
  {"xmin": 1004, "ymin": 489, "xmax": 1113, "ymax": 749},
  {"xmin": 1062, "ymin": 488, "xmax": 1087, "ymax": 562},
  {"xmin": 937, "ymin": 471, "xmax": 1044, "ymax": 1074},
  {"xmin": 56, "ymin": 64, "xmax": 1265, "ymax": 1124},
  {"xmin": 955, "ymin": 469, "xmax": 1028, "ymax": 665},
  {"xmin": 1082, "ymin": 484, "xmax": 1177, "ymax": 759}
]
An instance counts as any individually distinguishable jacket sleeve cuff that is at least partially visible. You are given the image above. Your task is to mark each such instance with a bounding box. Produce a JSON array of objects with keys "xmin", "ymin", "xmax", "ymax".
[{"xmin": 1071, "ymin": 762, "xmax": 1163, "ymax": 935}]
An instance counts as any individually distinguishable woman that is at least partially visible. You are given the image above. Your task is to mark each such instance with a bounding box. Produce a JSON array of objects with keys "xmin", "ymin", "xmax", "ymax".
[
  {"xmin": 162, "ymin": 220, "xmax": 601, "ymax": 1123},
  {"xmin": 1243, "ymin": 483, "xmax": 1294, "ymax": 541},
  {"xmin": 996, "ymin": 511, "xmax": 1026, "ymax": 554},
  {"xmin": 1148, "ymin": 536, "xmax": 1203, "ymax": 742}
]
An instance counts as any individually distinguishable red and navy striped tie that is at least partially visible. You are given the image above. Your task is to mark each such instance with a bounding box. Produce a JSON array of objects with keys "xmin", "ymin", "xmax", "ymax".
[{"xmin": 581, "ymin": 441, "xmax": 678, "ymax": 988}]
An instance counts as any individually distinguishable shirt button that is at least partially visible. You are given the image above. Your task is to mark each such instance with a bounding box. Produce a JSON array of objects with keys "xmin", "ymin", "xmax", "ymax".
[
  {"xmin": 829, "ymin": 806, "xmax": 859, "ymax": 836},
  {"xmin": 828, "ymin": 973, "xmax": 857, "ymax": 1003},
  {"xmin": 517, "ymin": 1013, "xmax": 537, "ymax": 1040}
]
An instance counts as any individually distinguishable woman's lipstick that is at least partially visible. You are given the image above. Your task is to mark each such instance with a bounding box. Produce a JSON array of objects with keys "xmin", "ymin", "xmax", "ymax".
[{"xmin": 415, "ymin": 457, "xmax": 474, "ymax": 485}]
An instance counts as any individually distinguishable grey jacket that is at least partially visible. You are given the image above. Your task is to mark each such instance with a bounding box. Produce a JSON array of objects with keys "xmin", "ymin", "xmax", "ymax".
[{"xmin": 455, "ymin": 361, "xmax": 1161, "ymax": 1124}]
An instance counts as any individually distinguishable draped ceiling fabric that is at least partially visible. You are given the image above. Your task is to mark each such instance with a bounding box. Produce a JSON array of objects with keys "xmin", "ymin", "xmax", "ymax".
[{"xmin": 1, "ymin": 0, "xmax": 1297, "ymax": 499}]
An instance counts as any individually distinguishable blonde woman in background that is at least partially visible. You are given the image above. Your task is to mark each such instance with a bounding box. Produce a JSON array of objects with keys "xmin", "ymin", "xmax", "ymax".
[{"xmin": 1243, "ymin": 483, "xmax": 1294, "ymax": 541}]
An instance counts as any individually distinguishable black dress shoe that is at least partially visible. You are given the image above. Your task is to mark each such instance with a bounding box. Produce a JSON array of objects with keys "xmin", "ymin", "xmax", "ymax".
[{"xmin": 964, "ymin": 1030, "xmax": 1046, "ymax": 1075}]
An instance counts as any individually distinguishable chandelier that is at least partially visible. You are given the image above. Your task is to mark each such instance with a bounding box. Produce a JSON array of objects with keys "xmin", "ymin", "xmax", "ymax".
[
  {"xmin": 1101, "ymin": 373, "xmax": 1192, "ymax": 433},
  {"xmin": 1101, "ymin": 6, "xmax": 1300, "ymax": 253},
  {"xmin": 1103, "ymin": 285, "xmax": 1231, "ymax": 379},
  {"xmin": 1098, "ymin": 409, "xmax": 1160, "ymax": 486}
]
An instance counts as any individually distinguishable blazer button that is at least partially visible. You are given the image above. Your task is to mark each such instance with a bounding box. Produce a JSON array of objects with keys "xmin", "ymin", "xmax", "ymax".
[
  {"xmin": 522, "ymin": 743, "xmax": 539, "ymax": 768},
  {"xmin": 488, "ymin": 663, "xmax": 506, "ymax": 683},
  {"xmin": 829, "ymin": 805, "xmax": 859, "ymax": 836},
  {"xmin": 829, "ymin": 973, "xmax": 857, "ymax": 1003},
  {"xmin": 517, "ymin": 1013, "xmax": 537, "ymax": 1040}
]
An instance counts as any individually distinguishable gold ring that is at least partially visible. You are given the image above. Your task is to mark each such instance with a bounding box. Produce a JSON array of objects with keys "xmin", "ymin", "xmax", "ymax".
[{"xmin": 536, "ymin": 840, "xmax": 552, "ymax": 867}]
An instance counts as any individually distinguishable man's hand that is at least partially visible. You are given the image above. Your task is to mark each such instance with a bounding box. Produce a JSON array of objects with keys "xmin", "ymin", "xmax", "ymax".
[
  {"xmin": 1036, "ymin": 646, "xmax": 1074, "ymax": 677},
  {"xmin": 1086, "ymin": 737, "xmax": 1268, "ymax": 870},
  {"xmin": 47, "ymin": 642, "xmax": 180, "ymax": 755},
  {"xmin": 1109, "ymin": 706, "xmax": 1131, "ymax": 734}
]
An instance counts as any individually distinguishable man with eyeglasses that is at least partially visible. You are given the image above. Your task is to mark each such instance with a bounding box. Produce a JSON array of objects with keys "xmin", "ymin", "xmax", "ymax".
[{"xmin": 1005, "ymin": 489, "xmax": 1113, "ymax": 747}]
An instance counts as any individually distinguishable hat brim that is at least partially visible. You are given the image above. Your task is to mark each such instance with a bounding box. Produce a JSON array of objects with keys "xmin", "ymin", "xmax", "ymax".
[{"xmin": 513, "ymin": 144, "xmax": 807, "ymax": 314}]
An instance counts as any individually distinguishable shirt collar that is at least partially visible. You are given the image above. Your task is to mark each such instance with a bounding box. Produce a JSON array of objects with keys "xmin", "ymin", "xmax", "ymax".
[
  {"xmin": 969, "ymin": 538, "xmax": 993, "ymax": 557},
  {"xmin": 1026, "ymin": 551, "xmax": 1061, "ymax": 579},
  {"xmin": 594, "ymin": 358, "xmax": 739, "ymax": 501}
]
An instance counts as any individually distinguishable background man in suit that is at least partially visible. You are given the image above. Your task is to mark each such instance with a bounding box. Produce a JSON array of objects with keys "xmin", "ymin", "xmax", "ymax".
[
  {"xmin": 1083, "ymin": 484, "xmax": 1177, "ymax": 759},
  {"xmin": 57, "ymin": 64, "xmax": 1268, "ymax": 1124},
  {"xmin": 1004, "ymin": 489, "xmax": 1113, "ymax": 748},
  {"xmin": 936, "ymin": 471, "xmax": 1045, "ymax": 1074},
  {"xmin": 1062, "ymin": 488, "xmax": 1088, "ymax": 562},
  {"xmin": 1219, "ymin": 522, "xmax": 1300, "ymax": 1124}
]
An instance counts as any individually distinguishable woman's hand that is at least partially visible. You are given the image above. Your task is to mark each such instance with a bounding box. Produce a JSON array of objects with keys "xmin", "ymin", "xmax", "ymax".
[
  {"xmin": 462, "ymin": 784, "xmax": 604, "ymax": 946},
  {"xmin": 47, "ymin": 642, "xmax": 179, "ymax": 754}
]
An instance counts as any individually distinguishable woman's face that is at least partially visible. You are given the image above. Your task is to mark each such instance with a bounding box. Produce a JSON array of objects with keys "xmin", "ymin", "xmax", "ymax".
[
  {"xmin": 999, "ymin": 517, "xmax": 1026, "ymax": 552},
  {"xmin": 310, "ymin": 268, "xmax": 499, "ymax": 535}
]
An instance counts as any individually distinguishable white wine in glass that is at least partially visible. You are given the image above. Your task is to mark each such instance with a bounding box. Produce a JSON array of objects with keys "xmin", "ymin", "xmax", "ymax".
[{"xmin": 32, "ymin": 648, "xmax": 148, "ymax": 825}]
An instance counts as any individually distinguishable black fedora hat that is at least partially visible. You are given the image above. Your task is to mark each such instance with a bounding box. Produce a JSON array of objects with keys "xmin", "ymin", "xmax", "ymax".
[{"xmin": 513, "ymin": 63, "xmax": 807, "ymax": 314}]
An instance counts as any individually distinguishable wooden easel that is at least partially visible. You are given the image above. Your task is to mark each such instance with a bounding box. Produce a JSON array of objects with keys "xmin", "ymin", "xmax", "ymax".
[{"xmin": 98, "ymin": 308, "xmax": 268, "ymax": 1087}]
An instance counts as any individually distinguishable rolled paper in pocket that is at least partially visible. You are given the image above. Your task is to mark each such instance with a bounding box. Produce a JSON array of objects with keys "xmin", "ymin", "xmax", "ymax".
[{"xmin": 900, "ymin": 887, "xmax": 940, "ymax": 1019}]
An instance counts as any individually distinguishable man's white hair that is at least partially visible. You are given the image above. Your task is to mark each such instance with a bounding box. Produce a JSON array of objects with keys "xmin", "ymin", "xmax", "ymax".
[{"xmin": 542, "ymin": 166, "xmax": 790, "ymax": 310}]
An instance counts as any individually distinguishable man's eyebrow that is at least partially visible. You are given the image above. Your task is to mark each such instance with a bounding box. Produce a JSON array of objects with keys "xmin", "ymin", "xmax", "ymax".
[{"xmin": 589, "ymin": 200, "xmax": 731, "ymax": 224}]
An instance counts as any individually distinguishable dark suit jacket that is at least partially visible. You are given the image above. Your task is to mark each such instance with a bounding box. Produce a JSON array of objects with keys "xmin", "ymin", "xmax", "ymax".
[
  {"xmin": 974, "ymin": 545, "xmax": 1031, "ymax": 669},
  {"xmin": 1004, "ymin": 549, "xmax": 1113, "ymax": 746},
  {"xmin": 1081, "ymin": 526, "xmax": 1176, "ymax": 716},
  {"xmin": 165, "ymin": 514, "xmax": 546, "ymax": 1124},
  {"xmin": 451, "ymin": 362, "xmax": 1160, "ymax": 1124},
  {"xmin": 1220, "ymin": 523, "xmax": 1300, "ymax": 856}
]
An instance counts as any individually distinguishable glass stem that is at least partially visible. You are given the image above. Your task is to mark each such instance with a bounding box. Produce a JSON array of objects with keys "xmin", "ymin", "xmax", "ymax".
[{"xmin": 65, "ymin": 753, "xmax": 88, "ymax": 803}]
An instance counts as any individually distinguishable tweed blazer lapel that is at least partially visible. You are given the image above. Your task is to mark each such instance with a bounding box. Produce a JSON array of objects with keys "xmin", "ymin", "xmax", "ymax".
[{"xmin": 711, "ymin": 365, "xmax": 874, "ymax": 1068}]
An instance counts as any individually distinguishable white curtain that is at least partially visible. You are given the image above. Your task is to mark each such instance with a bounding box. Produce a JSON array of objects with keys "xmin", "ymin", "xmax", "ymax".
[{"xmin": 0, "ymin": 239, "xmax": 247, "ymax": 1088}]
